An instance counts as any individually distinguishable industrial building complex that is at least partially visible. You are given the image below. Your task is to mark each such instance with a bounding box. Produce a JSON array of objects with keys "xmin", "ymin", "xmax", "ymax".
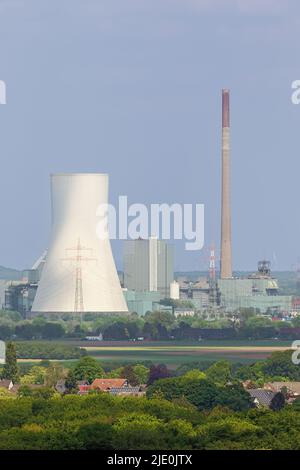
[{"xmin": 0, "ymin": 90, "xmax": 294, "ymax": 317}]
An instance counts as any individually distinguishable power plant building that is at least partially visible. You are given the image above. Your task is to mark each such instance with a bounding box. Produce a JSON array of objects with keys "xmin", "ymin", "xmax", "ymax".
[
  {"xmin": 123, "ymin": 289, "xmax": 161, "ymax": 316},
  {"xmin": 218, "ymin": 261, "xmax": 292, "ymax": 313},
  {"xmin": 123, "ymin": 238, "xmax": 174, "ymax": 299},
  {"xmin": 179, "ymin": 278, "xmax": 211, "ymax": 310}
]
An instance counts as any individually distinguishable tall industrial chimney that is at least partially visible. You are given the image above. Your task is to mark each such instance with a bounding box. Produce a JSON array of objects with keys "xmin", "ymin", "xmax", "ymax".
[{"xmin": 220, "ymin": 89, "xmax": 232, "ymax": 279}]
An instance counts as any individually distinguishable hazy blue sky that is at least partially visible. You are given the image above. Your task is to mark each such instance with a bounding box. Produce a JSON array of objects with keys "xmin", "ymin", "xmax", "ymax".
[{"xmin": 0, "ymin": 0, "xmax": 300, "ymax": 272}]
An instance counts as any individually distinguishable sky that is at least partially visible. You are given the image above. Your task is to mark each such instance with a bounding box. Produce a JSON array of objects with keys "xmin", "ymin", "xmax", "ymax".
[{"xmin": 0, "ymin": 0, "xmax": 300, "ymax": 272}]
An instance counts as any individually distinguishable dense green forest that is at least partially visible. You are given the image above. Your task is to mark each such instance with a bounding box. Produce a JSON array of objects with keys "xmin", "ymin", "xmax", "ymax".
[{"xmin": 0, "ymin": 393, "xmax": 300, "ymax": 450}]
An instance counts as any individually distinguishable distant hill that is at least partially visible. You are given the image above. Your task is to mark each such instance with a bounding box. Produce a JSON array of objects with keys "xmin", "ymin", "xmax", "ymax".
[{"xmin": 0, "ymin": 265, "xmax": 22, "ymax": 280}]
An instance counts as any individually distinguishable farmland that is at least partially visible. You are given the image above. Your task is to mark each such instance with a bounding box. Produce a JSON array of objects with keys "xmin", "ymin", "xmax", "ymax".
[
  {"xmin": 71, "ymin": 339, "xmax": 294, "ymax": 367},
  {"xmin": 14, "ymin": 339, "xmax": 296, "ymax": 368}
]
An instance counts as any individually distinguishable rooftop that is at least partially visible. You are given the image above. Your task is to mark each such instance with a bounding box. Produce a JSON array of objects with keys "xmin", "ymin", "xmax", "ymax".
[
  {"xmin": 91, "ymin": 378, "xmax": 127, "ymax": 391},
  {"xmin": 248, "ymin": 389, "xmax": 276, "ymax": 407}
]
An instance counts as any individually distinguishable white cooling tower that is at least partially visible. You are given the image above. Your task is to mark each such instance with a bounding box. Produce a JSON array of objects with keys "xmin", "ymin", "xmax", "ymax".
[{"xmin": 32, "ymin": 173, "xmax": 128, "ymax": 314}]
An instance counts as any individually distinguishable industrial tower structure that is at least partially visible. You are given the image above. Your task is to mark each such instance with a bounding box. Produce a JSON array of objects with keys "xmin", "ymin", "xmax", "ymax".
[
  {"xmin": 220, "ymin": 89, "xmax": 233, "ymax": 279},
  {"xmin": 32, "ymin": 173, "xmax": 128, "ymax": 314}
]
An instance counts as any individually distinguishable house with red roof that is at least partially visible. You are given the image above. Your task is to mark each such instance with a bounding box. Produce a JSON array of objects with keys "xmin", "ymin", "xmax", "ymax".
[
  {"xmin": 78, "ymin": 378, "xmax": 128, "ymax": 395},
  {"xmin": 91, "ymin": 378, "xmax": 128, "ymax": 391}
]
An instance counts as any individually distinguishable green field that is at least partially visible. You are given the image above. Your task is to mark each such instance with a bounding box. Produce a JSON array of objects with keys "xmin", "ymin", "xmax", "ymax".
[
  {"xmin": 72, "ymin": 339, "xmax": 294, "ymax": 368},
  {"xmin": 16, "ymin": 339, "xmax": 294, "ymax": 368}
]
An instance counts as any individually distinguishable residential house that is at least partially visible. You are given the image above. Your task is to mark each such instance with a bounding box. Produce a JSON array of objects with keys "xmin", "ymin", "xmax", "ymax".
[
  {"xmin": 78, "ymin": 383, "xmax": 91, "ymax": 395},
  {"xmin": 55, "ymin": 379, "xmax": 66, "ymax": 394},
  {"xmin": 77, "ymin": 378, "xmax": 145, "ymax": 396},
  {"xmin": 247, "ymin": 389, "xmax": 277, "ymax": 408},
  {"xmin": 91, "ymin": 378, "xmax": 128, "ymax": 391},
  {"xmin": 264, "ymin": 382, "xmax": 300, "ymax": 403}
]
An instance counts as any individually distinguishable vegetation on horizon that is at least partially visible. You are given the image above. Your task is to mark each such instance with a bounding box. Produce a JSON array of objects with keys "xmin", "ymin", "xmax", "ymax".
[{"xmin": 1, "ymin": 308, "xmax": 300, "ymax": 343}]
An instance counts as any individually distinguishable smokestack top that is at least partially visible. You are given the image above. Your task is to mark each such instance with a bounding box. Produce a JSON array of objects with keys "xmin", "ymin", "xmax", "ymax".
[{"xmin": 222, "ymin": 89, "xmax": 230, "ymax": 128}]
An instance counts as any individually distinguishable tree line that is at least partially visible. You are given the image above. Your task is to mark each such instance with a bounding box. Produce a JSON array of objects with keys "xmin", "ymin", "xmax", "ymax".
[{"xmin": 2, "ymin": 308, "xmax": 300, "ymax": 341}]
